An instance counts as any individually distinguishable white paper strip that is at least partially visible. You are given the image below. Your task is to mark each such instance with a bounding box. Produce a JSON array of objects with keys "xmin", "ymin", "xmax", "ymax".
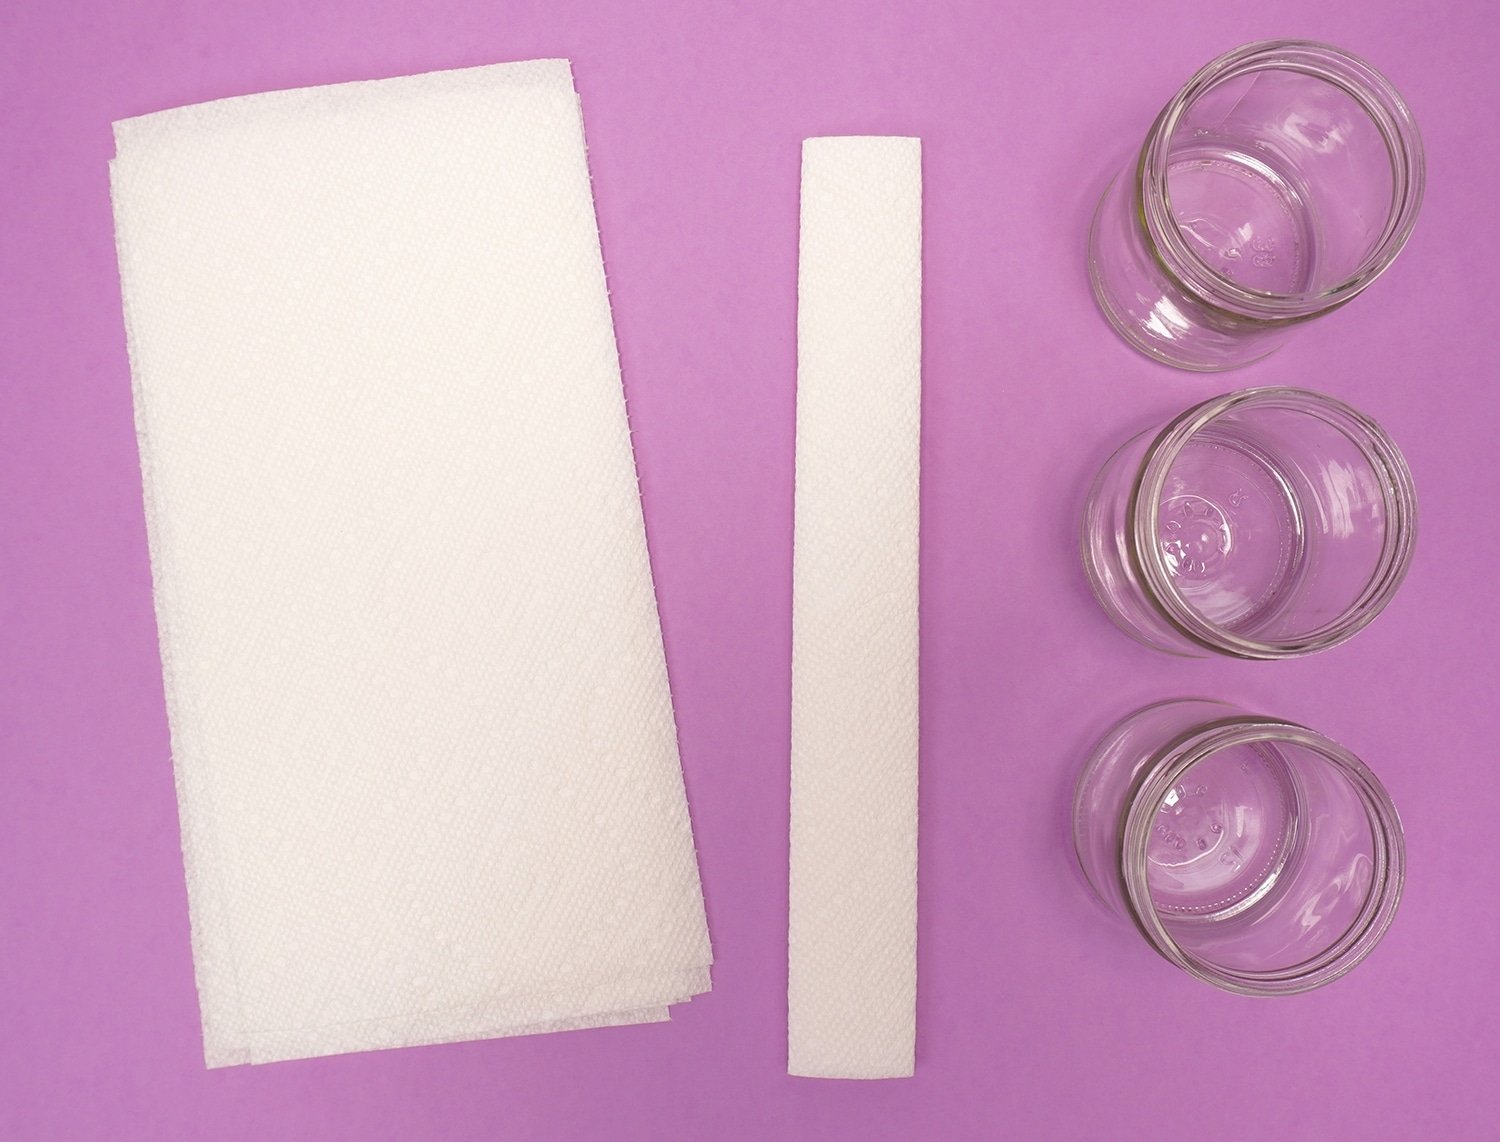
[
  {"xmin": 110, "ymin": 59, "xmax": 711, "ymax": 1067},
  {"xmin": 787, "ymin": 136, "xmax": 922, "ymax": 1080}
]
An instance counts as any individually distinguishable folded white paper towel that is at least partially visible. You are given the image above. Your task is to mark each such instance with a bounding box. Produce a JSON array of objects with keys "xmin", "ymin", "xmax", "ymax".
[
  {"xmin": 110, "ymin": 59, "xmax": 712, "ymax": 1067},
  {"xmin": 787, "ymin": 137, "xmax": 922, "ymax": 1079}
]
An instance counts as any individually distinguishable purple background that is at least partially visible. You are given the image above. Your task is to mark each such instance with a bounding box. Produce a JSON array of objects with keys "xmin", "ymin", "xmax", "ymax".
[{"xmin": 5, "ymin": 1, "xmax": 1498, "ymax": 1138}]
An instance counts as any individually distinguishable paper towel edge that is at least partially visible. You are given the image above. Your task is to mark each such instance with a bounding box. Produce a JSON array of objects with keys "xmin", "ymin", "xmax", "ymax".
[
  {"xmin": 212, "ymin": 1006, "xmax": 672, "ymax": 1069},
  {"xmin": 110, "ymin": 58, "xmax": 577, "ymax": 152},
  {"xmin": 107, "ymin": 154, "xmax": 256, "ymax": 1069},
  {"xmin": 564, "ymin": 57, "xmax": 716, "ymax": 974}
]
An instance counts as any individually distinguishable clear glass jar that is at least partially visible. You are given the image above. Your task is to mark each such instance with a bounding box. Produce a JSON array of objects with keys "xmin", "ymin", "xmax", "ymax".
[
  {"xmin": 1072, "ymin": 699, "xmax": 1405, "ymax": 996},
  {"xmin": 1081, "ymin": 387, "xmax": 1417, "ymax": 658},
  {"xmin": 1088, "ymin": 40, "xmax": 1425, "ymax": 371}
]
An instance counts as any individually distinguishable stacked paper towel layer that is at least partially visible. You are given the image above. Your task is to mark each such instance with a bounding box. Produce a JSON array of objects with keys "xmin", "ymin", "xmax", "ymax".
[{"xmin": 110, "ymin": 59, "xmax": 711, "ymax": 1067}]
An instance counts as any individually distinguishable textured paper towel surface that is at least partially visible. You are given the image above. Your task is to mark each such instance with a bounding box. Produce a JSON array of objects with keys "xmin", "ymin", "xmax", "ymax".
[
  {"xmin": 110, "ymin": 59, "xmax": 711, "ymax": 1067},
  {"xmin": 787, "ymin": 136, "xmax": 922, "ymax": 1080}
]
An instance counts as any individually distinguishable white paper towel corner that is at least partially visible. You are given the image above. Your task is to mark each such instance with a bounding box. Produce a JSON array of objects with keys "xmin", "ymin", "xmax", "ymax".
[
  {"xmin": 787, "ymin": 136, "xmax": 922, "ymax": 1080},
  {"xmin": 110, "ymin": 58, "xmax": 712, "ymax": 1067}
]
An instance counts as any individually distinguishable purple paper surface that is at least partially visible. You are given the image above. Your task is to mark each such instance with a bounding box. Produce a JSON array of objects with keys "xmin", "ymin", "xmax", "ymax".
[{"xmin": 3, "ymin": 1, "xmax": 1497, "ymax": 1138}]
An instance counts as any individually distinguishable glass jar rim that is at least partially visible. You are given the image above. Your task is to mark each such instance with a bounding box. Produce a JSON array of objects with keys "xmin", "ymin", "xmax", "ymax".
[
  {"xmin": 1138, "ymin": 39, "xmax": 1426, "ymax": 322},
  {"xmin": 1118, "ymin": 714, "xmax": 1405, "ymax": 996},
  {"xmin": 1125, "ymin": 387, "xmax": 1418, "ymax": 659}
]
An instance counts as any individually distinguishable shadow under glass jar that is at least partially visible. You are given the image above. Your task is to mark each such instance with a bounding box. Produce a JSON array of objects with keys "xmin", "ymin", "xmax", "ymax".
[
  {"xmin": 1072, "ymin": 699, "xmax": 1405, "ymax": 996},
  {"xmin": 1088, "ymin": 39, "xmax": 1425, "ymax": 371},
  {"xmin": 1081, "ymin": 387, "xmax": 1417, "ymax": 659}
]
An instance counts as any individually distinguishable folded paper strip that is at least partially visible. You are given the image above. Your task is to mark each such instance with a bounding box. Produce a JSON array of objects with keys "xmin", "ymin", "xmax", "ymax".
[{"xmin": 788, "ymin": 136, "xmax": 922, "ymax": 1080}]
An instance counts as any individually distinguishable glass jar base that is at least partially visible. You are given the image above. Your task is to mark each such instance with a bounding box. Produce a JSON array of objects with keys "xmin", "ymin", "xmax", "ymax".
[
  {"xmin": 1144, "ymin": 741, "xmax": 1298, "ymax": 922},
  {"xmin": 1075, "ymin": 703, "xmax": 1304, "ymax": 926},
  {"xmin": 1087, "ymin": 171, "xmax": 1285, "ymax": 372},
  {"xmin": 1166, "ymin": 143, "xmax": 1316, "ymax": 296},
  {"xmin": 1156, "ymin": 431, "xmax": 1305, "ymax": 634}
]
